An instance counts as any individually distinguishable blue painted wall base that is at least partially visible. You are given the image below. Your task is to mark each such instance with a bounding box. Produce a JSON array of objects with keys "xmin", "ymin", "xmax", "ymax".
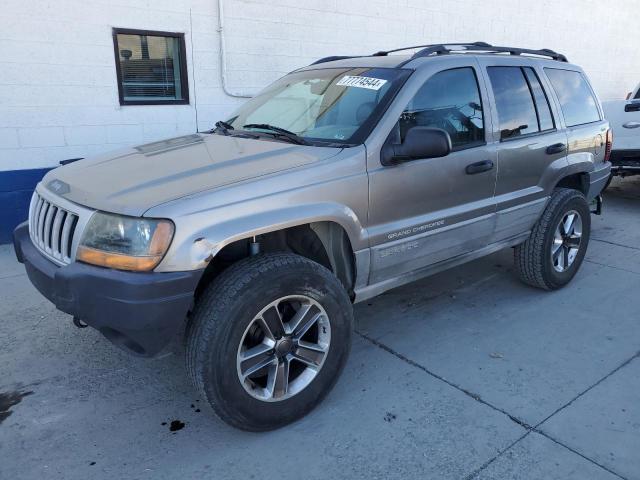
[{"xmin": 1, "ymin": 168, "xmax": 53, "ymax": 244}]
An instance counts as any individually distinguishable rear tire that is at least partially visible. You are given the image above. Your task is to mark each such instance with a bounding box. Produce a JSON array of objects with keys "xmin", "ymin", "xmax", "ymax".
[
  {"xmin": 186, "ymin": 252, "xmax": 353, "ymax": 431},
  {"xmin": 514, "ymin": 188, "xmax": 591, "ymax": 290}
]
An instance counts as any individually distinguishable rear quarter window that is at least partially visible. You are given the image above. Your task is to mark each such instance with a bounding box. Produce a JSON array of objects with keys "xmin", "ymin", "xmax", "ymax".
[{"xmin": 544, "ymin": 68, "xmax": 600, "ymax": 127}]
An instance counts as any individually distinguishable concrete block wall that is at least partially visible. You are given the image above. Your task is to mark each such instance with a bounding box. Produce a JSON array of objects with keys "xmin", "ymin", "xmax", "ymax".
[{"xmin": 0, "ymin": 0, "xmax": 639, "ymax": 239}]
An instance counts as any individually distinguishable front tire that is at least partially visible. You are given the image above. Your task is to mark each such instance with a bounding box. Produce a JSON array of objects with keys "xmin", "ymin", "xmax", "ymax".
[
  {"xmin": 186, "ymin": 252, "xmax": 353, "ymax": 431},
  {"xmin": 514, "ymin": 188, "xmax": 591, "ymax": 290}
]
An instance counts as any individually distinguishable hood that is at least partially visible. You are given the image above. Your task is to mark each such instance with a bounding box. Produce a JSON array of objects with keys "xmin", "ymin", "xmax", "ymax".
[{"xmin": 43, "ymin": 133, "xmax": 341, "ymax": 216}]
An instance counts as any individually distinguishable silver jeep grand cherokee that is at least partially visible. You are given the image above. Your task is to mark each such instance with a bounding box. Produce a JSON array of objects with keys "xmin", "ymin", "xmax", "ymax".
[{"xmin": 14, "ymin": 42, "xmax": 612, "ymax": 431}]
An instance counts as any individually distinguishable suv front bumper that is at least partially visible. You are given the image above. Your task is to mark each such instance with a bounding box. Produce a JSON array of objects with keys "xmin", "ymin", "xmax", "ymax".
[{"xmin": 13, "ymin": 222, "xmax": 203, "ymax": 357}]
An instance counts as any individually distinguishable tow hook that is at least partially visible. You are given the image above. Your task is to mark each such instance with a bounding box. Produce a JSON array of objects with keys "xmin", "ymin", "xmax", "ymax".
[
  {"xmin": 72, "ymin": 316, "xmax": 89, "ymax": 329},
  {"xmin": 590, "ymin": 195, "xmax": 603, "ymax": 215}
]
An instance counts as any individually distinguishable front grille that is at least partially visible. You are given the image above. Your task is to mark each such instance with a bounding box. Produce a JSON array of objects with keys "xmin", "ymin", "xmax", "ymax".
[{"xmin": 29, "ymin": 191, "xmax": 79, "ymax": 264}]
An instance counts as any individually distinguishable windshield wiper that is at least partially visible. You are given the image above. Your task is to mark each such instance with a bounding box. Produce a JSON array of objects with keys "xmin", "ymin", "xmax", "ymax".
[
  {"xmin": 213, "ymin": 120, "xmax": 234, "ymax": 135},
  {"xmin": 242, "ymin": 124, "xmax": 310, "ymax": 145}
]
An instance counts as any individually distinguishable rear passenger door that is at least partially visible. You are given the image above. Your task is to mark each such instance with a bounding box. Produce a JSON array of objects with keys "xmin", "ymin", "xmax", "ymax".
[
  {"xmin": 544, "ymin": 67, "xmax": 608, "ymax": 170},
  {"xmin": 478, "ymin": 59, "xmax": 568, "ymax": 243}
]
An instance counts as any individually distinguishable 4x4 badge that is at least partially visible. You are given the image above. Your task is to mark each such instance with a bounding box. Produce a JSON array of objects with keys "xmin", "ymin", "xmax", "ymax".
[{"xmin": 47, "ymin": 179, "xmax": 70, "ymax": 195}]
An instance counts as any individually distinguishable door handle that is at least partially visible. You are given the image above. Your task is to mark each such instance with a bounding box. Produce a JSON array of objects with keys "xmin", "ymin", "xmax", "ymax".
[
  {"xmin": 546, "ymin": 143, "xmax": 567, "ymax": 155},
  {"xmin": 465, "ymin": 159, "xmax": 494, "ymax": 175},
  {"xmin": 623, "ymin": 121, "xmax": 640, "ymax": 129},
  {"xmin": 624, "ymin": 103, "xmax": 640, "ymax": 112}
]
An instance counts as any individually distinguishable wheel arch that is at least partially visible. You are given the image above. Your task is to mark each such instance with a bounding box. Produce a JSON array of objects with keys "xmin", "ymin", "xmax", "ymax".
[
  {"xmin": 193, "ymin": 219, "xmax": 358, "ymax": 302},
  {"xmin": 554, "ymin": 171, "xmax": 589, "ymax": 195},
  {"xmin": 553, "ymin": 152, "xmax": 599, "ymax": 195}
]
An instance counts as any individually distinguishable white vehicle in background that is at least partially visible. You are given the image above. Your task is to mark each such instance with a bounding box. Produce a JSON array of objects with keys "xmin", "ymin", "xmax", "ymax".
[{"xmin": 603, "ymin": 82, "xmax": 640, "ymax": 179}]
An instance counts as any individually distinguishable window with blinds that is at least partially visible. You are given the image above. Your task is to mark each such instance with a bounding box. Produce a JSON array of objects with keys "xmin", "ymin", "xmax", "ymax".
[{"xmin": 113, "ymin": 29, "xmax": 189, "ymax": 105}]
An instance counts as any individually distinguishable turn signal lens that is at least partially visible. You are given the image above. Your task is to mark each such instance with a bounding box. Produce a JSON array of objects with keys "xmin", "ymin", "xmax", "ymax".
[{"xmin": 76, "ymin": 246, "xmax": 165, "ymax": 271}]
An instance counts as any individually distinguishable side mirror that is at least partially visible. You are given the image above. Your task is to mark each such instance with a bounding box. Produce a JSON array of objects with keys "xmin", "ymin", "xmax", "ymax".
[{"xmin": 382, "ymin": 127, "xmax": 452, "ymax": 166}]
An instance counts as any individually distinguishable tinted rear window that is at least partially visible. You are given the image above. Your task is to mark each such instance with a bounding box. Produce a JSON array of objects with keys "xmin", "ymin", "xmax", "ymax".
[{"xmin": 545, "ymin": 68, "xmax": 600, "ymax": 127}]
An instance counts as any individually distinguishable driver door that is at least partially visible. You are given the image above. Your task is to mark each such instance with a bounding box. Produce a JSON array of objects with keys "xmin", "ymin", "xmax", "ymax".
[{"xmin": 366, "ymin": 63, "xmax": 497, "ymax": 284}]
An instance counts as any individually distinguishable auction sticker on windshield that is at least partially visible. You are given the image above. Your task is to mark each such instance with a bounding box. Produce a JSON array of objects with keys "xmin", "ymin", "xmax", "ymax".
[{"xmin": 336, "ymin": 76, "xmax": 388, "ymax": 90}]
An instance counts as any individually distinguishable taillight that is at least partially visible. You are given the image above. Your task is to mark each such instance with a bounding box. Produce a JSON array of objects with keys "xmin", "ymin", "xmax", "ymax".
[{"xmin": 604, "ymin": 128, "xmax": 613, "ymax": 162}]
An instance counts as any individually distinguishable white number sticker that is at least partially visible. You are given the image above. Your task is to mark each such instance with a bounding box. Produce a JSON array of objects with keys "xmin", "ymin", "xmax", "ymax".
[{"xmin": 336, "ymin": 75, "xmax": 388, "ymax": 90}]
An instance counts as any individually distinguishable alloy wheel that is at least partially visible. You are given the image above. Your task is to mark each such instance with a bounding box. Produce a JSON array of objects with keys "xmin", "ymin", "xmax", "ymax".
[
  {"xmin": 551, "ymin": 210, "xmax": 583, "ymax": 273},
  {"xmin": 236, "ymin": 295, "xmax": 331, "ymax": 402}
]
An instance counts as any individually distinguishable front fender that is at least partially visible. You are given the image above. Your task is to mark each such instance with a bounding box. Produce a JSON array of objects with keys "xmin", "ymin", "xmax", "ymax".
[
  {"xmin": 145, "ymin": 145, "xmax": 369, "ymax": 272},
  {"xmin": 154, "ymin": 202, "xmax": 367, "ymax": 272}
]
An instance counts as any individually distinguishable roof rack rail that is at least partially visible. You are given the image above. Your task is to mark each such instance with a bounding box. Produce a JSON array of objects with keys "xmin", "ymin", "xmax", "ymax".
[
  {"xmin": 310, "ymin": 55, "xmax": 360, "ymax": 65},
  {"xmin": 309, "ymin": 42, "xmax": 567, "ymax": 67},
  {"xmin": 373, "ymin": 42, "xmax": 492, "ymax": 56},
  {"xmin": 397, "ymin": 42, "xmax": 568, "ymax": 64},
  {"xmin": 309, "ymin": 44, "xmax": 491, "ymax": 66}
]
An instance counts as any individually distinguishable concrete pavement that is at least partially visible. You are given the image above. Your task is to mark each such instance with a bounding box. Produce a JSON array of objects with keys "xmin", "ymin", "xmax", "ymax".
[{"xmin": 1, "ymin": 177, "xmax": 639, "ymax": 479}]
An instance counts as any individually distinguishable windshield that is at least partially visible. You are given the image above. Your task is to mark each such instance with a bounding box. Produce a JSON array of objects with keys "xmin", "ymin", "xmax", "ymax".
[{"xmin": 223, "ymin": 67, "xmax": 410, "ymax": 145}]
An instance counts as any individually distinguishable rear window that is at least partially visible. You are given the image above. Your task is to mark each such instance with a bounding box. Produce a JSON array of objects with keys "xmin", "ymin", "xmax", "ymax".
[{"xmin": 545, "ymin": 68, "xmax": 600, "ymax": 127}]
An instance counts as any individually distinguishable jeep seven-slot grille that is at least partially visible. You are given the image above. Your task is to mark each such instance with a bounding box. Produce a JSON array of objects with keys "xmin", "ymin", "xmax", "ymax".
[{"xmin": 29, "ymin": 192, "xmax": 79, "ymax": 264}]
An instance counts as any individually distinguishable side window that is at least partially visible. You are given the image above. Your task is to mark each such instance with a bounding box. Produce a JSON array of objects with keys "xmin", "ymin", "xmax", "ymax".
[
  {"xmin": 398, "ymin": 67, "xmax": 485, "ymax": 150},
  {"xmin": 523, "ymin": 67, "xmax": 555, "ymax": 131},
  {"xmin": 545, "ymin": 68, "xmax": 601, "ymax": 127},
  {"xmin": 487, "ymin": 66, "xmax": 540, "ymax": 139}
]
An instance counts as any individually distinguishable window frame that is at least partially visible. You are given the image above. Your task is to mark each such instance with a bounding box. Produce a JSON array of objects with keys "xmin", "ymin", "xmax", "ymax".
[
  {"xmin": 522, "ymin": 67, "xmax": 556, "ymax": 133},
  {"xmin": 486, "ymin": 65, "xmax": 558, "ymax": 143},
  {"xmin": 112, "ymin": 27, "xmax": 190, "ymax": 106},
  {"xmin": 543, "ymin": 67, "xmax": 602, "ymax": 128},
  {"xmin": 397, "ymin": 66, "xmax": 487, "ymax": 153}
]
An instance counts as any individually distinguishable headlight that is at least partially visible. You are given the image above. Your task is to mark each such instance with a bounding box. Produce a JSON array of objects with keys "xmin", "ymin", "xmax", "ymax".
[{"xmin": 77, "ymin": 212, "xmax": 174, "ymax": 271}]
